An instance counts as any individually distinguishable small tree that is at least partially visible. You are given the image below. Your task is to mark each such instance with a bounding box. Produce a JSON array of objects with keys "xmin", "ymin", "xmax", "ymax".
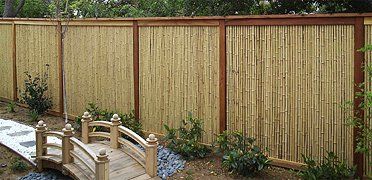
[{"xmin": 20, "ymin": 68, "xmax": 53, "ymax": 115}]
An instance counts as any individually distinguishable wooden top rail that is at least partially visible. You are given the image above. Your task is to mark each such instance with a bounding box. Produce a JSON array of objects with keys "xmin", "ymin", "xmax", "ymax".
[
  {"xmin": 118, "ymin": 126, "xmax": 148, "ymax": 148},
  {"xmin": 43, "ymin": 131, "xmax": 64, "ymax": 139},
  {"xmin": 70, "ymin": 137, "xmax": 97, "ymax": 162},
  {"xmin": 89, "ymin": 121, "xmax": 112, "ymax": 128}
]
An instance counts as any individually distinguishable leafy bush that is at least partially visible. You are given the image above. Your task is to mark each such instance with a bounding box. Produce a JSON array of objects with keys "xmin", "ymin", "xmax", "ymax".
[
  {"xmin": 299, "ymin": 152, "xmax": 355, "ymax": 180},
  {"xmin": 28, "ymin": 110, "xmax": 39, "ymax": 122},
  {"xmin": 6, "ymin": 102, "xmax": 16, "ymax": 113},
  {"xmin": 76, "ymin": 103, "xmax": 143, "ymax": 137},
  {"xmin": 163, "ymin": 112, "xmax": 211, "ymax": 159},
  {"xmin": 10, "ymin": 158, "xmax": 28, "ymax": 172},
  {"xmin": 216, "ymin": 131, "xmax": 270, "ymax": 176},
  {"xmin": 20, "ymin": 71, "xmax": 52, "ymax": 115}
]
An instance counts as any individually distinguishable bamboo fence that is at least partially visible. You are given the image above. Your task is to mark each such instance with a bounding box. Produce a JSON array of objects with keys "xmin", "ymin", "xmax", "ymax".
[
  {"xmin": 0, "ymin": 23, "xmax": 13, "ymax": 100},
  {"xmin": 0, "ymin": 14, "xmax": 370, "ymax": 176}
]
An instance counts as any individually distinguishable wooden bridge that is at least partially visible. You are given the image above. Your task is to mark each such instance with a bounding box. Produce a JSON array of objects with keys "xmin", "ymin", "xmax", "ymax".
[{"xmin": 35, "ymin": 112, "xmax": 159, "ymax": 180}]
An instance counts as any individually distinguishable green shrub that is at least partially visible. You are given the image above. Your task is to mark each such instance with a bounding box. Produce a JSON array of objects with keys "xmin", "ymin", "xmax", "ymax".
[
  {"xmin": 20, "ymin": 70, "xmax": 52, "ymax": 115},
  {"xmin": 6, "ymin": 102, "xmax": 16, "ymax": 113},
  {"xmin": 29, "ymin": 110, "xmax": 39, "ymax": 122},
  {"xmin": 216, "ymin": 131, "xmax": 270, "ymax": 176},
  {"xmin": 10, "ymin": 158, "xmax": 28, "ymax": 172},
  {"xmin": 299, "ymin": 152, "xmax": 355, "ymax": 180},
  {"xmin": 76, "ymin": 103, "xmax": 143, "ymax": 137},
  {"xmin": 163, "ymin": 112, "xmax": 211, "ymax": 159}
]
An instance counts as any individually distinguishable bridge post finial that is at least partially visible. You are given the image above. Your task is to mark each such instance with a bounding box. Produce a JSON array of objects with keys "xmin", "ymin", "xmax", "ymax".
[
  {"xmin": 96, "ymin": 148, "xmax": 110, "ymax": 180},
  {"xmin": 62, "ymin": 124, "xmax": 74, "ymax": 164},
  {"xmin": 146, "ymin": 134, "xmax": 158, "ymax": 177},
  {"xmin": 35, "ymin": 120, "xmax": 47, "ymax": 172},
  {"xmin": 110, "ymin": 114, "xmax": 122, "ymax": 149},
  {"xmin": 81, "ymin": 111, "xmax": 92, "ymax": 144}
]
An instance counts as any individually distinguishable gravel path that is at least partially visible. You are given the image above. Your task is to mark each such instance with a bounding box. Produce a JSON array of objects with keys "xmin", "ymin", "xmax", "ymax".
[{"xmin": 0, "ymin": 118, "xmax": 60, "ymax": 163}]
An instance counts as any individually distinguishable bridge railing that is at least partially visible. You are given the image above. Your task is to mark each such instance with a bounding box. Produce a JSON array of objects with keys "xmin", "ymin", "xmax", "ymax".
[
  {"xmin": 35, "ymin": 121, "xmax": 110, "ymax": 180},
  {"xmin": 81, "ymin": 112, "xmax": 158, "ymax": 177}
]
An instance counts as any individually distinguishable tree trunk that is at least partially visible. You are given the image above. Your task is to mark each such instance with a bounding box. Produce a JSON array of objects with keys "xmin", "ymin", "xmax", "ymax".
[{"xmin": 3, "ymin": 0, "xmax": 26, "ymax": 17}]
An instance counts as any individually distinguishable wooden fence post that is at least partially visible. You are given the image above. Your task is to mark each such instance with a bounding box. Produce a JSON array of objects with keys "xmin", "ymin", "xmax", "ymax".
[
  {"xmin": 96, "ymin": 148, "xmax": 110, "ymax": 180},
  {"xmin": 35, "ymin": 120, "xmax": 47, "ymax": 172},
  {"xmin": 81, "ymin": 112, "xmax": 92, "ymax": 144},
  {"xmin": 353, "ymin": 17, "xmax": 365, "ymax": 178},
  {"xmin": 110, "ymin": 114, "xmax": 122, "ymax": 149},
  {"xmin": 62, "ymin": 124, "xmax": 74, "ymax": 164},
  {"xmin": 12, "ymin": 22, "xmax": 17, "ymax": 101},
  {"xmin": 133, "ymin": 20, "xmax": 140, "ymax": 120},
  {"xmin": 145, "ymin": 134, "xmax": 158, "ymax": 177},
  {"xmin": 57, "ymin": 21, "xmax": 64, "ymax": 115},
  {"xmin": 219, "ymin": 19, "xmax": 227, "ymax": 133}
]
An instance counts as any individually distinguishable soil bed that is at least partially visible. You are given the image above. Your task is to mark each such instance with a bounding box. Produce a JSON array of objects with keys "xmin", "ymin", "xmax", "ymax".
[{"xmin": 169, "ymin": 155, "xmax": 300, "ymax": 179}]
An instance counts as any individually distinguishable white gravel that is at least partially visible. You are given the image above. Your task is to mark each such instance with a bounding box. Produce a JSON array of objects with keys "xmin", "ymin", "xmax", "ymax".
[{"xmin": 0, "ymin": 118, "xmax": 61, "ymax": 162}]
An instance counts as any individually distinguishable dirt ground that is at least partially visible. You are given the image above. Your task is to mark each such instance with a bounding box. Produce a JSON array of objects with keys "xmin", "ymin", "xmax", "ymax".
[
  {"xmin": 0, "ymin": 144, "xmax": 32, "ymax": 180},
  {"xmin": 169, "ymin": 155, "xmax": 300, "ymax": 180},
  {"xmin": 0, "ymin": 101, "xmax": 79, "ymax": 135}
]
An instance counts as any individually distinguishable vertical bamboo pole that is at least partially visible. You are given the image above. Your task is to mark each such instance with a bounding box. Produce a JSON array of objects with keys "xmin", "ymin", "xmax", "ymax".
[
  {"xmin": 219, "ymin": 20, "xmax": 227, "ymax": 133},
  {"xmin": 133, "ymin": 21, "xmax": 140, "ymax": 120},
  {"xmin": 12, "ymin": 22, "xmax": 17, "ymax": 101},
  {"xmin": 353, "ymin": 17, "xmax": 365, "ymax": 178},
  {"xmin": 57, "ymin": 21, "xmax": 64, "ymax": 115}
]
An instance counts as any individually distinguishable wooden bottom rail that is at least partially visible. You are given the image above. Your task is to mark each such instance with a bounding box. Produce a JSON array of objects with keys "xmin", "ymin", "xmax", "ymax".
[
  {"xmin": 70, "ymin": 150, "xmax": 95, "ymax": 174},
  {"xmin": 89, "ymin": 132, "xmax": 111, "ymax": 139}
]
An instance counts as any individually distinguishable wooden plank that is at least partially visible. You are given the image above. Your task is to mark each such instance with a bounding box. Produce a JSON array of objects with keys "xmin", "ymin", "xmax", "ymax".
[
  {"xmin": 131, "ymin": 174, "xmax": 152, "ymax": 180},
  {"xmin": 225, "ymin": 17, "xmax": 355, "ymax": 26},
  {"xmin": 61, "ymin": 21, "xmax": 133, "ymax": 26},
  {"xmin": 57, "ymin": 21, "xmax": 64, "ymax": 115},
  {"xmin": 138, "ymin": 20, "xmax": 219, "ymax": 26},
  {"xmin": 353, "ymin": 17, "xmax": 365, "ymax": 178},
  {"xmin": 219, "ymin": 20, "xmax": 227, "ymax": 133},
  {"xmin": 364, "ymin": 17, "xmax": 372, "ymax": 25},
  {"xmin": 133, "ymin": 21, "xmax": 140, "ymax": 119},
  {"xmin": 12, "ymin": 22, "xmax": 17, "ymax": 101},
  {"xmin": 14, "ymin": 21, "xmax": 57, "ymax": 26},
  {"xmin": 269, "ymin": 157, "xmax": 306, "ymax": 170}
]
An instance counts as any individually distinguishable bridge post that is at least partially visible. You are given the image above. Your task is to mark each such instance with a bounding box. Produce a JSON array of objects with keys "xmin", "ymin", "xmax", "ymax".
[
  {"xmin": 62, "ymin": 124, "xmax": 74, "ymax": 164},
  {"xmin": 96, "ymin": 148, "xmax": 110, "ymax": 180},
  {"xmin": 81, "ymin": 112, "xmax": 92, "ymax": 144},
  {"xmin": 35, "ymin": 120, "xmax": 47, "ymax": 172},
  {"xmin": 110, "ymin": 114, "xmax": 122, "ymax": 149},
  {"xmin": 146, "ymin": 134, "xmax": 158, "ymax": 177}
]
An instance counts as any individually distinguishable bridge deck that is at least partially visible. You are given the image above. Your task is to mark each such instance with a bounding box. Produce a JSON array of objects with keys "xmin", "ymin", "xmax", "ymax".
[{"xmin": 43, "ymin": 141, "xmax": 159, "ymax": 180}]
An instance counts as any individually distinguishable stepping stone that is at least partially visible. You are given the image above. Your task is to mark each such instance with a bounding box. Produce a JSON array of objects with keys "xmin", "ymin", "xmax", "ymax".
[
  {"xmin": 8, "ymin": 130, "xmax": 33, "ymax": 137},
  {"xmin": 0, "ymin": 126, "xmax": 11, "ymax": 131},
  {"xmin": 20, "ymin": 141, "xmax": 36, "ymax": 148}
]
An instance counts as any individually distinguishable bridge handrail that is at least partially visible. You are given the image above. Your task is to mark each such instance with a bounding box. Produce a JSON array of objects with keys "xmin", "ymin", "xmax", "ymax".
[
  {"xmin": 70, "ymin": 137, "xmax": 97, "ymax": 162},
  {"xmin": 118, "ymin": 126, "xmax": 147, "ymax": 148},
  {"xmin": 43, "ymin": 131, "xmax": 64, "ymax": 139},
  {"xmin": 89, "ymin": 121, "xmax": 111, "ymax": 128}
]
